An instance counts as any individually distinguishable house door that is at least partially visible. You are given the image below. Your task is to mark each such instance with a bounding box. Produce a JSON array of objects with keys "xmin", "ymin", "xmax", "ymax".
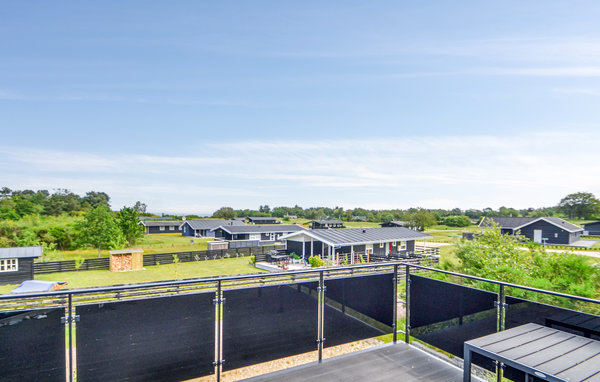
[{"xmin": 533, "ymin": 229, "xmax": 542, "ymax": 243}]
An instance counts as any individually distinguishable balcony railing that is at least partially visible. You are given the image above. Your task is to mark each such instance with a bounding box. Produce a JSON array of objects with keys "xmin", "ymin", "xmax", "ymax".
[{"xmin": 1, "ymin": 261, "xmax": 599, "ymax": 382}]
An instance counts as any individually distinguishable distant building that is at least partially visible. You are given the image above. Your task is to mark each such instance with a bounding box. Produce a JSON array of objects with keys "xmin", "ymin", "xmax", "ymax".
[
  {"xmin": 352, "ymin": 215, "xmax": 367, "ymax": 222},
  {"xmin": 280, "ymin": 227, "xmax": 431, "ymax": 259},
  {"xmin": 139, "ymin": 220, "xmax": 182, "ymax": 234},
  {"xmin": 583, "ymin": 221, "xmax": 600, "ymax": 236},
  {"xmin": 180, "ymin": 219, "xmax": 246, "ymax": 237},
  {"xmin": 211, "ymin": 224, "xmax": 304, "ymax": 243},
  {"xmin": 479, "ymin": 217, "xmax": 583, "ymax": 245},
  {"xmin": 381, "ymin": 221, "xmax": 411, "ymax": 228},
  {"xmin": 0, "ymin": 246, "xmax": 42, "ymax": 285},
  {"xmin": 310, "ymin": 220, "xmax": 345, "ymax": 229},
  {"xmin": 247, "ymin": 217, "xmax": 279, "ymax": 224}
]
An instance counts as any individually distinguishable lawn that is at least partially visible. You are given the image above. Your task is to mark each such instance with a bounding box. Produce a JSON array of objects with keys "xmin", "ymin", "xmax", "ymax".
[
  {"xmin": 40, "ymin": 234, "xmax": 213, "ymax": 262},
  {"xmin": 0, "ymin": 256, "xmax": 264, "ymax": 294}
]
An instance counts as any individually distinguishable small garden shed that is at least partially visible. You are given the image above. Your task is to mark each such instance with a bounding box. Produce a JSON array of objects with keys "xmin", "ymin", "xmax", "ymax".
[
  {"xmin": 109, "ymin": 249, "xmax": 144, "ymax": 272},
  {"xmin": 0, "ymin": 246, "xmax": 42, "ymax": 285}
]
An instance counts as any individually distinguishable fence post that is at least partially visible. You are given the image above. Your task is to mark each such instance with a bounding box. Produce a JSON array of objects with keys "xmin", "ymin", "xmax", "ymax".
[
  {"xmin": 393, "ymin": 264, "xmax": 398, "ymax": 344},
  {"xmin": 405, "ymin": 264, "xmax": 411, "ymax": 344}
]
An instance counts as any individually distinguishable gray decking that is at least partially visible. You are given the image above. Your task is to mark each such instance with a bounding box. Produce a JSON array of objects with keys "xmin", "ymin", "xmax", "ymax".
[{"xmin": 243, "ymin": 343, "xmax": 466, "ymax": 382}]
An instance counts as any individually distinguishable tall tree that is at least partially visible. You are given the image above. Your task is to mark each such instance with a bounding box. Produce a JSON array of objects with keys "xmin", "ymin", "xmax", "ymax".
[
  {"xmin": 212, "ymin": 207, "xmax": 237, "ymax": 219},
  {"xmin": 406, "ymin": 208, "xmax": 437, "ymax": 231},
  {"xmin": 82, "ymin": 191, "xmax": 111, "ymax": 209},
  {"xmin": 77, "ymin": 205, "xmax": 124, "ymax": 257},
  {"xmin": 558, "ymin": 192, "xmax": 600, "ymax": 219},
  {"xmin": 118, "ymin": 206, "xmax": 144, "ymax": 245},
  {"xmin": 133, "ymin": 201, "xmax": 147, "ymax": 214}
]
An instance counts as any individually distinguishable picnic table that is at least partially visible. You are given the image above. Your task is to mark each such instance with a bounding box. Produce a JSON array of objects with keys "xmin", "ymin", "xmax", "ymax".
[
  {"xmin": 545, "ymin": 311, "xmax": 600, "ymax": 339},
  {"xmin": 464, "ymin": 323, "xmax": 600, "ymax": 382}
]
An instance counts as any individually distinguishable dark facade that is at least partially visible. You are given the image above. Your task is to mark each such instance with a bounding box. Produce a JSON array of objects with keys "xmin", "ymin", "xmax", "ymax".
[
  {"xmin": 140, "ymin": 221, "xmax": 182, "ymax": 234},
  {"xmin": 0, "ymin": 258, "xmax": 35, "ymax": 285},
  {"xmin": 515, "ymin": 220, "xmax": 582, "ymax": 244},
  {"xmin": 381, "ymin": 221, "xmax": 411, "ymax": 228},
  {"xmin": 310, "ymin": 220, "xmax": 344, "ymax": 229},
  {"xmin": 0, "ymin": 246, "xmax": 42, "ymax": 286},
  {"xmin": 583, "ymin": 222, "xmax": 600, "ymax": 236},
  {"xmin": 247, "ymin": 217, "xmax": 279, "ymax": 224}
]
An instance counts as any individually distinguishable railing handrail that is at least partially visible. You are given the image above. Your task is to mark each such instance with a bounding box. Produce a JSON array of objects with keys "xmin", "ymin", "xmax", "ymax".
[
  {"xmin": 3, "ymin": 260, "xmax": 600, "ymax": 307},
  {"xmin": 403, "ymin": 262, "xmax": 600, "ymax": 305}
]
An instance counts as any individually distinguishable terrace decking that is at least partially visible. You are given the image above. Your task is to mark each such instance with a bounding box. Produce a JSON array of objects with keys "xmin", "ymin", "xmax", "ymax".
[{"xmin": 244, "ymin": 343, "xmax": 467, "ymax": 382}]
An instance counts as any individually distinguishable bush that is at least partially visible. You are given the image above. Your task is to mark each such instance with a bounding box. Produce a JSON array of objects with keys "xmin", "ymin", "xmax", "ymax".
[
  {"xmin": 308, "ymin": 255, "xmax": 326, "ymax": 267},
  {"xmin": 443, "ymin": 215, "xmax": 472, "ymax": 227},
  {"xmin": 249, "ymin": 255, "xmax": 255, "ymax": 265}
]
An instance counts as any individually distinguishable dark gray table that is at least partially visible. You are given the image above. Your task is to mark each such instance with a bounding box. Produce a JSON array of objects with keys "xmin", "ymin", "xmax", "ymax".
[{"xmin": 464, "ymin": 323, "xmax": 600, "ymax": 382}]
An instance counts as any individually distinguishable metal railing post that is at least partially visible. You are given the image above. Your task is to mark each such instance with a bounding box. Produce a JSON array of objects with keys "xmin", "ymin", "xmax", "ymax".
[
  {"xmin": 405, "ymin": 264, "xmax": 411, "ymax": 344},
  {"xmin": 393, "ymin": 264, "xmax": 398, "ymax": 344},
  {"xmin": 495, "ymin": 284, "xmax": 507, "ymax": 381},
  {"xmin": 317, "ymin": 271, "xmax": 325, "ymax": 362},
  {"xmin": 214, "ymin": 281, "xmax": 225, "ymax": 381}
]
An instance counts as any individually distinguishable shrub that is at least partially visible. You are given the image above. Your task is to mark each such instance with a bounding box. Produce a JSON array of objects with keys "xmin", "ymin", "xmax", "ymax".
[
  {"xmin": 443, "ymin": 215, "xmax": 472, "ymax": 227},
  {"xmin": 249, "ymin": 255, "xmax": 255, "ymax": 265},
  {"xmin": 308, "ymin": 255, "xmax": 326, "ymax": 267}
]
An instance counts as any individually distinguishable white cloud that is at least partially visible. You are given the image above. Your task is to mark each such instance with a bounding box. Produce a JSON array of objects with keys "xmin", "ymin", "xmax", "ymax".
[{"xmin": 1, "ymin": 130, "xmax": 599, "ymax": 213}]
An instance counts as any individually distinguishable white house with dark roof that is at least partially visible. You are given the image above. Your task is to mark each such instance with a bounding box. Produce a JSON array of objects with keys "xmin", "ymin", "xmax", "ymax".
[
  {"xmin": 279, "ymin": 227, "xmax": 431, "ymax": 260},
  {"xmin": 479, "ymin": 216, "xmax": 583, "ymax": 245},
  {"xmin": 180, "ymin": 219, "xmax": 246, "ymax": 238}
]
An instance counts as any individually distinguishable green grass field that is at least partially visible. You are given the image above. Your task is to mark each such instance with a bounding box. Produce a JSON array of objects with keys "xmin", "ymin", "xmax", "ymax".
[
  {"xmin": 0, "ymin": 256, "xmax": 264, "ymax": 294},
  {"xmin": 41, "ymin": 234, "xmax": 212, "ymax": 261}
]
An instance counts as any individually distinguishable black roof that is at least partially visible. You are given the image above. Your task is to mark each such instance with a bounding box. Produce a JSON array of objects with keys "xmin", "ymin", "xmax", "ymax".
[
  {"xmin": 0, "ymin": 246, "xmax": 43, "ymax": 259},
  {"xmin": 183, "ymin": 219, "xmax": 246, "ymax": 230},
  {"xmin": 139, "ymin": 220, "xmax": 182, "ymax": 227},
  {"xmin": 584, "ymin": 221, "xmax": 600, "ymax": 228},
  {"xmin": 281, "ymin": 227, "xmax": 431, "ymax": 246},
  {"xmin": 312, "ymin": 220, "xmax": 343, "ymax": 225},
  {"xmin": 480, "ymin": 217, "xmax": 583, "ymax": 233},
  {"xmin": 213, "ymin": 224, "xmax": 304, "ymax": 234},
  {"xmin": 247, "ymin": 217, "xmax": 278, "ymax": 222}
]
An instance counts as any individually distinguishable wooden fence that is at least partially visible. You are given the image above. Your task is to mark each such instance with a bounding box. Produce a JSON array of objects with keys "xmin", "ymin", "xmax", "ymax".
[{"xmin": 33, "ymin": 245, "xmax": 285, "ymax": 275}]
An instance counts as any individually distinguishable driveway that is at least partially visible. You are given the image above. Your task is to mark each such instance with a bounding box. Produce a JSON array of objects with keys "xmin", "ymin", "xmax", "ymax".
[{"xmin": 565, "ymin": 239, "xmax": 599, "ymax": 248}]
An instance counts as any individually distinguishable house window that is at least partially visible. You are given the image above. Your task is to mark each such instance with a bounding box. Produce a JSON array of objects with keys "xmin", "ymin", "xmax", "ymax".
[
  {"xmin": 0, "ymin": 258, "xmax": 18, "ymax": 272},
  {"xmin": 554, "ymin": 233, "xmax": 558, "ymax": 238},
  {"xmin": 392, "ymin": 241, "xmax": 397, "ymax": 246},
  {"xmin": 399, "ymin": 241, "xmax": 407, "ymax": 251},
  {"xmin": 380, "ymin": 243, "xmax": 384, "ymax": 248},
  {"xmin": 159, "ymin": 226, "xmax": 165, "ymax": 231},
  {"xmin": 169, "ymin": 226, "xmax": 175, "ymax": 231}
]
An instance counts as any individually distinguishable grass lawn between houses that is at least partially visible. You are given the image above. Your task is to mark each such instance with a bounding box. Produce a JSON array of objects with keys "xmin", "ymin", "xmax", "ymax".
[
  {"xmin": 0, "ymin": 256, "xmax": 264, "ymax": 295},
  {"xmin": 40, "ymin": 233, "xmax": 213, "ymax": 262}
]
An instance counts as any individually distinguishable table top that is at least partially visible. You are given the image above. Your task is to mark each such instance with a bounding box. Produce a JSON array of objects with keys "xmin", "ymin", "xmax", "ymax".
[{"xmin": 465, "ymin": 323, "xmax": 600, "ymax": 381}]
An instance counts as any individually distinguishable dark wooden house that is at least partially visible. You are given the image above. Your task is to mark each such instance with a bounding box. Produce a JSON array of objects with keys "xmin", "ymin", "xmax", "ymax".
[
  {"xmin": 583, "ymin": 221, "xmax": 600, "ymax": 236},
  {"xmin": 479, "ymin": 217, "xmax": 583, "ymax": 245},
  {"xmin": 211, "ymin": 224, "xmax": 304, "ymax": 242},
  {"xmin": 310, "ymin": 220, "xmax": 345, "ymax": 229},
  {"xmin": 280, "ymin": 227, "xmax": 431, "ymax": 260},
  {"xmin": 180, "ymin": 219, "xmax": 246, "ymax": 237},
  {"xmin": 138, "ymin": 220, "xmax": 182, "ymax": 234},
  {"xmin": 381, "ymin": 221, "xmax": 411, "ymax": 228},
  {"xmin": 0, "ymin": 246, "xmax": 42, "ymax": 285},
  {"xmin": 247, "ymin": 217, "xmax": 279, "ymax": 224}
]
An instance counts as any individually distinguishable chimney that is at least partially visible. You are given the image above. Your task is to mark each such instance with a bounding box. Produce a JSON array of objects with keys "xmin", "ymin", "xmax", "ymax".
[{"xmin": 362, "ymin": 229, "xmax": 366, "ymax": 233}]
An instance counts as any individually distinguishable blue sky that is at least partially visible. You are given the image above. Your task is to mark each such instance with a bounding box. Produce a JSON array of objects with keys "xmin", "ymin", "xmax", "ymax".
[{"xmin": 1, "ymin": 1, "xmax": 599, "ymax": 214}]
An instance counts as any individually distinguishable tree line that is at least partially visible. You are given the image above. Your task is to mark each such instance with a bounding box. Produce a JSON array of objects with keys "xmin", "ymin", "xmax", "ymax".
[
  {"xmin": 0, "ymin": 187, "xmax": 146, "ymax": 255},
  {"xmin": 212, "ymin": 191, "xmax": 600, "ymax": 228}
]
